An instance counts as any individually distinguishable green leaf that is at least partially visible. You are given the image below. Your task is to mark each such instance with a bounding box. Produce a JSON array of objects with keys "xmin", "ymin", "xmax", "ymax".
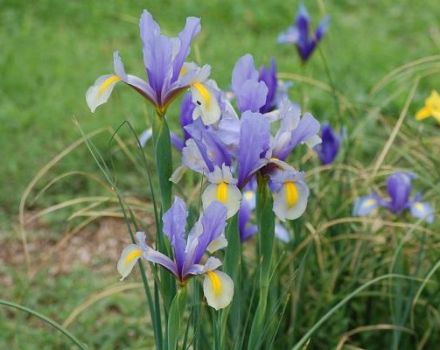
[{"xmin": 167, "ymin": 287, "xmax": 188, "ymax": 350}]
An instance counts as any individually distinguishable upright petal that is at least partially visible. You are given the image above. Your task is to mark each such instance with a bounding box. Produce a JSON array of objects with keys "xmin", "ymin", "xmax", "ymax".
[
  {"xmin": 315, "ymin": 124, "xmax": 341, "ymax": 165},
  {"xmin": 192, "ymin": 201, "xmax": 228, "ymax": 264},
  {"xmin": 231, "ymin": 54, "xmax": 259, "ymax": 94},
  {"xmin": 203, "ymin": 270, "xmax": 234, "ymax": 310},
  {"xmin": 139, "ymin": 10, "xmax": 173, "ymax": 104},
  {"xmin": 163, "ymin": 197, "xmax": 188, "ymax": 273},
  {"xmin": 237, "ymin": 112, "xmax": 271, "ymax": 188},
  {"xmin": 236, "ymin": 80, "xmax": 268, "ymax": 113},
  {"xmin": 386, "ymin": 172, "xmax": 413, "ymax": 214},
  {"xmin": 259, "ymin": 59, "xmax": 278, "ymax": 113},
  {"xmin": 315, "ymin": 16, "xmax": 331, "ymax": 41},
  {"xmin": 171, "ymin": 17, "xmax": 201, "ymax": 82}
]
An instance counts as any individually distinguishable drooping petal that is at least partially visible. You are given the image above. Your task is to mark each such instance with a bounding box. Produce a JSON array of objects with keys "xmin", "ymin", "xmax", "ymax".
[
  {"xmin": 272, "ymin": 173, "xmax": 310, "ymax": 221},
  {"xmin": 117, "ymin": 244, "xmax": 143, "ymax": 280},
  {"xmin": 202, "ymin": 183, "xmax": 242, "ymax": 219},
  {"xmin": 203, "ymin": 270, "xmax": 234, "ymax": 310},
  {"xmin": 237, "ymin": 111, "xmax": 271, "ymax": 188},
  {"xmin": 135, "ymin": 231, "xmax": 179, "ymax": 277},
  {"xmin": 86, "ymin": 74, "xmax": 122, "ymax": 113},
  {"xmin": 409, "ymin": 201, "xmax": 434, "ymax": 224},
  {"xmin": 186, "ymin": 256, "xmax": 223, "ymax": 276},
  {"xmin": 191, "ymin": 82, "xmax": 221, "ymax": 125},
  {"xmin": 163, "ymin": 197, "xmax": 188, "ymax": 273},
  {"xmin": 277, "ymin": 26, "xmax": 299, "ymax": 44},
  {"xmin": 352, "ymin": 194, "xmax": 380, "ymax": 217}
]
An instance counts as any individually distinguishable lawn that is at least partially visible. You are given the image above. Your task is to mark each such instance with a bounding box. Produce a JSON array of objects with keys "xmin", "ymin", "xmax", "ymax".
[{"xmin": 1, "ymin": 0, "xmax": 440, "ymax": 349}]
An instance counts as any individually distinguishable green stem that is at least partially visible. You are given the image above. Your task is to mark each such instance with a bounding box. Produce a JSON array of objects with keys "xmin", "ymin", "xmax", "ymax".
[
  {"xmin": 247, "ymin": 175, "xmax": 275, "ymax": 350},
  {"xmin": 0, "ymin": 299, "xmax": 87, "ymax": 349},
  {"xmin": 167, "ymin": 287, "xmax": 187, "ymax": 350},
  {"xmin": 152, "ymin": 113, "xmax": 173, "ymax": 211}
]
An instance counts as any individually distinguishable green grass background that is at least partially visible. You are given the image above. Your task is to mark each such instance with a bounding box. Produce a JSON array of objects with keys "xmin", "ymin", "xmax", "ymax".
[{"xmin": 1, "ymin": 0, "xmax": 440, "ymax": 349}]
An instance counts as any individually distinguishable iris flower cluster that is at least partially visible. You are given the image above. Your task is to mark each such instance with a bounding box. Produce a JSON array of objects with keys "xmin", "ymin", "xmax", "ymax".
[
  {"xmin": 86, "ymin": 10, "xmax": 321, "ymax": 310},
  {"xmin": 173, "ymin": 53, "xmax": 321, "ymax": 224},
  {"xmin": 353, "ymin": 172, "xmax": 434, "ymax": 224}
]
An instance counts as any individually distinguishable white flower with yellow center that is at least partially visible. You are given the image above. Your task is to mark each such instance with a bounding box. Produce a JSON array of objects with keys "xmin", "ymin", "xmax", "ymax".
[
  {"xmin": 202, "ymin": 164, "xmax": 242, "ymax": 219},
  {"xmin": 271, "ymin": 169, "xmax": 309, "ymax": 221}
]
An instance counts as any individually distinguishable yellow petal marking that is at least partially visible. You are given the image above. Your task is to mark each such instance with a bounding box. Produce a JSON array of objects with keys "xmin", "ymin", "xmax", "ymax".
[
  {"xmin": 216, "ymin": 182, "xmax": 229, "ymax": 203},
  {"xmin": 206, "ymin": 271, "xmax": 222, "ymax": 296},
  {"xmin": 193, "ymin": 82, "xmax": 211, "ymax": 107},
  {"xmin": 98, "ymin": 75, "xmax": 121, "ymax": 96},
  {"xmin": 414, "ymin": 202, "xmax": 424, "ymax": 211},
  {"xmin": 364, "ymin": 199, "xmax": 376, "ymax": 208},
  {"xmin": 124, "ymin": 248, "xmax": 142, "ymax": 266},
  {"xmin": 284, "ymin": 181, "xmax": 299, "ymax": 208}
]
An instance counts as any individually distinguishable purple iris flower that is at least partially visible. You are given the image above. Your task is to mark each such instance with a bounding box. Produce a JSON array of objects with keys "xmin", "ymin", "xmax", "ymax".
[
  {"xmin": 87, "ymin": 10, "xmax": 211, "ymax": 116},
  {"xmin": 278, "ymin": 4, "xmax": 330, "ymax": 62},
  {"xmin": 120, "ymin": 197, "xmax": 227, "ymax": 281},
  {"xmin": 314, "ymin": 123, "xmax": 341, "ymax": 165},
  {"xmin": 384, "ymin": 172, "xmax": 414, "ymax": 214},
  {"xmin": 353, "ymin": 172, "xmax": 435, "ymax": 223},
  {"xmin": 117, "ymin": 197, "xmax": 235, "ymax": 309}
]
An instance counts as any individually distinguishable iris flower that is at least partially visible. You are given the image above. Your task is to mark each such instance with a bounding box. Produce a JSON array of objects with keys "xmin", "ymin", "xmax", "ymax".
[
  {"xmin": 314, "ymin": 123, "xmax": 341, "ymax": 165},
  {"xmin": 278, "ymin": 4, "xmax": 330, "ymax": 62},
  {"xmin": 117, "ymin": 197, "xmax": 234, "ymax": 310},
  {"xmin": 86, "ymin": 10, "xmax": 220, "ymax": 124},
  {"xmin": 172, "ymin": 54, "xmax": 320, "ymax": 222},
  {"xmin": 353, "ymin": 172, "xmax": 434, "ymax": 223},
  {"xmin": 415, "ymin": 90, "xmax": 440, "ymax": 124}
]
